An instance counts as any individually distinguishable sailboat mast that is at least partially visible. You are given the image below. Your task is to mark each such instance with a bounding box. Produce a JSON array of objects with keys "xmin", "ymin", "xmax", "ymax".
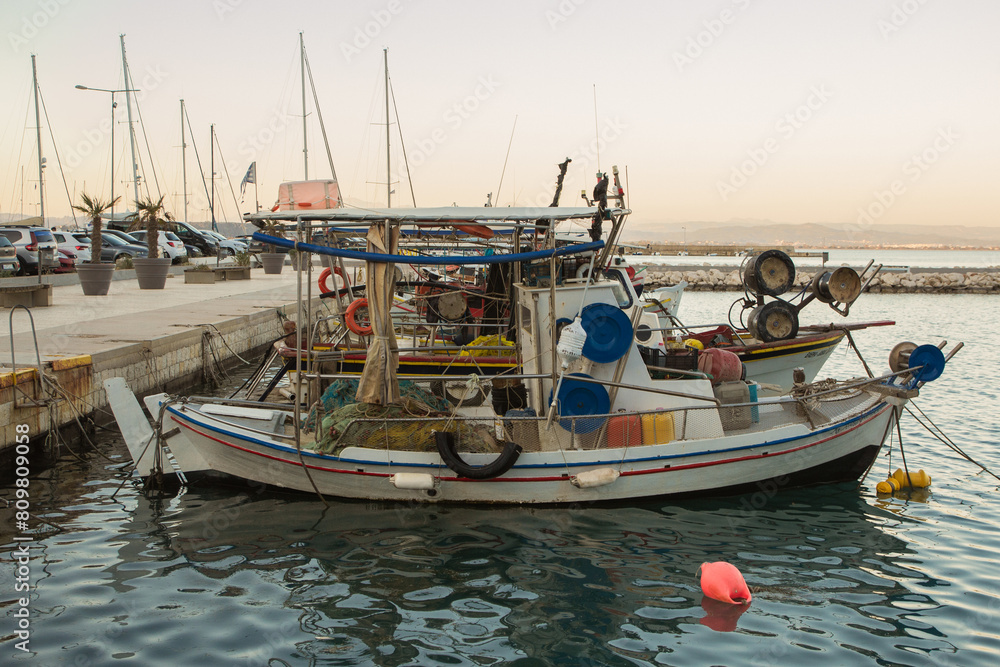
[
  {"xmin": 300, "ymin": 32, "xmax": 308, "ymax": 180},
  {"xmin": 301, "ymin": 42, "xmax": 342, "ymax": 204},
  {"xmin": 210, "ymin": 124, "xmax": 217, "ymax": 232},
  {"xmin": 30, "ymin": 55, "xmax": 45, "ymax": 226},
  {"xmin": 384, "ymin": 48, "xmax": 391, "ymax": 208},
  {"xmin": 120, "ymin": 35, "xmax": 140, "ymax": 212},
  {"xmin": 181, "ymin": 99, "xmax": 188, "ymax": 222}
]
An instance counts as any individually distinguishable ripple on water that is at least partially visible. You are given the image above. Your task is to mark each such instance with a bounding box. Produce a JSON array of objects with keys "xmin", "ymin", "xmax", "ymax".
[{"xmin": 5, "ymin": 290, "xmax": 1000, "ymax": 666}]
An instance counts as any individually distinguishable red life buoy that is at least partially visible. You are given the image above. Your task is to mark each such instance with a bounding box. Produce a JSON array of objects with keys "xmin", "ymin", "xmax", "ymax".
[
  {"xmin": 345, "ymin": 298, "xmax": 373, "ymax": 336},
  {"xmin": 318, "ymin": 266, "xmax": 349, "ymax": 294}
]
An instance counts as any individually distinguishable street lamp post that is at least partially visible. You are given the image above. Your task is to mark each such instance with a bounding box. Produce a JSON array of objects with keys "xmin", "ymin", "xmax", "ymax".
[{"xmin": 74, "ymin": 84, "xmax": 140, "ymax": 225}]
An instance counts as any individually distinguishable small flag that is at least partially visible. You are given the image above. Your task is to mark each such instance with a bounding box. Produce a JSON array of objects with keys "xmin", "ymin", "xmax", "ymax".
[{"xmin": 240, "ymin": 162, "xmax": 256, "ymax": 197}]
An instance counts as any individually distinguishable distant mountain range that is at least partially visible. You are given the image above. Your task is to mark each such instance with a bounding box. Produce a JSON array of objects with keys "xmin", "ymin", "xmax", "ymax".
[
  {"xmin": 6, "ymin": 212, "xmax": 998, "ymax": 249},
  {"xmin": 621, "ymin": 221, "xmax": 1000, "ymax": 249}
]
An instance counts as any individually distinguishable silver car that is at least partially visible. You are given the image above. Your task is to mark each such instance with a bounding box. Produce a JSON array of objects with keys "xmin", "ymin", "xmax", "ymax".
[
  {"xmin": 129, "ymin": 230, "xmax": 189, "ymax": 263},
  {"xmin": 51, "ymin": 230, "xmax": 93, "ymax": 262},
  {"xmin": 0, "ymin": 225, "xmax": 60, "ymax": 275}
]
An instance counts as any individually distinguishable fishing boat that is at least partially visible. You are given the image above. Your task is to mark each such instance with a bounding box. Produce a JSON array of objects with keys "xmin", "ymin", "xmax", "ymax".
[{"xmin": 106, "ymin": 203, "xmax": 959, "ymax": 504}]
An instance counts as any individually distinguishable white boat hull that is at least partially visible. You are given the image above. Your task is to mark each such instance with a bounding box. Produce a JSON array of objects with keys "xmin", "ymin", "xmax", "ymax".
[{"xmin": 158, "ymin": 393, "xmax": 895, "ymax": 504}]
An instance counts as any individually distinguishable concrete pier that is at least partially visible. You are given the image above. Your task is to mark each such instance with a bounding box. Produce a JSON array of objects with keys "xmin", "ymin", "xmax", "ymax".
[{"xmin": 1, "ymin": 263, "xmax": 326, "ymax": 453}]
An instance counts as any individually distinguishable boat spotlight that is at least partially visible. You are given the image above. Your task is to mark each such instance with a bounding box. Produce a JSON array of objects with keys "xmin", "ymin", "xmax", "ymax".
[
  {"xmin": 811, "ymin": 267, "xmax": 862, "ymax": 304},
  {"xmin": 742, "ymin": 250, "xmax": 796, "ymax": 297}
]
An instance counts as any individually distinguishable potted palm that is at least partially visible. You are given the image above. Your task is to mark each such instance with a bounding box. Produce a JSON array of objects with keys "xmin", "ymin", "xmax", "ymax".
[
  {"xmin": 72, "ymin": 193, "xmax": 120, "ymax": 295},
  {"xmin": 258, "ymin": 220, "xmax": 287, "ymax": 275},
  {"xmin": 128, "ymin": 196, "xmax": 175, "ymax": 289}
]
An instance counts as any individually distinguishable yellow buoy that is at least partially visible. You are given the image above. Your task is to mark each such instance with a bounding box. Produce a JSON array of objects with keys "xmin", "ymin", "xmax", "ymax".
[
  {"xmin": 876, "ymin": 477, "xmax": 900, "ymax": 494},
  {"xmin": 891, "ymin": 467, "xmax": 932, "ymax": 488}
]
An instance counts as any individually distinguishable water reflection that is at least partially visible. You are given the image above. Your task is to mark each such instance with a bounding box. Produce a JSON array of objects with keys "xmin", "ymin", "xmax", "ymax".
[{"xmin": 80, "ymin": 482, "xmax": 950, "ymax": 665}]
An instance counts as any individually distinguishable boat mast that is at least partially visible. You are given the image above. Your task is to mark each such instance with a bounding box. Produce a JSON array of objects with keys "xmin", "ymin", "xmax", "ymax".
[
  {"xmin": 120, "ymin": 35, "xmax": 140, "ymax": 212},
  {"xmin": 301, "ymin": 36, "xmax": 342, "ymax": 204},
  {"xmin": 300, "ymin": 32, "xmax": 308, "ymax": 180},
  {"xmin": 384, "ymin": 48, "xmax": 391, "ymax": 208},
  {"xmin": 180, "ymin": 99, "xmax": 188, "ymax": 222},
  {"xmin": 210, "ymin": 123, "xmax": 217, "ymax": 232},
  {"xmin": 30, "ymin": 55, "xmax": 45, "ymax": 227}
]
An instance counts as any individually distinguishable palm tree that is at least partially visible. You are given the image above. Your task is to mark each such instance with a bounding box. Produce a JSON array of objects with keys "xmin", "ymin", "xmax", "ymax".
[
  {"xmin": 128, "ymin": 195, "xmax": 174, "ymax": 260},
  {"xmin": 72, "ymin": 193, "xmax": 120, "ymax": 264}
]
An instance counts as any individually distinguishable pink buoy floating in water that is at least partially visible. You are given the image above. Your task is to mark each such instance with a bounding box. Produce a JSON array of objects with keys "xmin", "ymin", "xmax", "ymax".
[{"xmin": 698, "ymin": 561, "xmax": 751, "ymax": 604}]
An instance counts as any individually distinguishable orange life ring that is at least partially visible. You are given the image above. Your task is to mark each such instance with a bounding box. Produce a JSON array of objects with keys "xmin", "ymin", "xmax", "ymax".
[
  {"xmin": 318, "ymin": 266, "xmax": 349, "ymax": 294},
  {"xmin": 345, "ymin": 298, "xmax": 373, "ymax": 336}
]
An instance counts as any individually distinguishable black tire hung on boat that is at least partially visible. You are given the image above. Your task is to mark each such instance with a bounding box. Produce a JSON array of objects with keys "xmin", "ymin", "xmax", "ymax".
[
  {"xmin": 742, "ymin": 250, "xmax": 796, "ymax": 296},
  {"xmin": 434, "ymin": 431, "xmax": 522, "ymax": 480},
  {"xmin": 747, "ymin": 300, "xmax": 799, "ymax": 342},
  {"xmin": 492, "ymin": 384, "xmax": 528, "ymax": 416}
]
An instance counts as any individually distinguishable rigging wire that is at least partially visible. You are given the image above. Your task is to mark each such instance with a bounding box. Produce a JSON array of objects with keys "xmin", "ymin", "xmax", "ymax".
[
  {"xmin": 213, "ymin": 127, "xmax": 244, "ymax": 222},
  {"xmin": 124, "ymin": 59, "xmax": 164, "ymax": 204},
  {"xmin": 37, "ymin": 84, "xmax": 78, "ymax": 226},
  {"xmin": 349, "ymin": 66, "xmax": 383, "ymax": 205},
  {"xmin": 906, "ymin": 401, "xmax": 1000, "ymax": 482},
  {"xmin": 495, "ymin": 116, "xmax": 518, "ymax": 207},
  {"xmin": 3, "ymin": 80, "xmax": 33, "ymax": 218},
  {"xmin": 388, "ymin": 74, "xmax": 416, "ymax": 207},
  {"xmin": 182, "ymin": 104, "xmax": 214, "ymax": 222}
]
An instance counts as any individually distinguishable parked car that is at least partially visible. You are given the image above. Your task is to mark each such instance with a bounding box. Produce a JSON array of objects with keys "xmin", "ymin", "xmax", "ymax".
[
  {"xmin": 55, "ymin": 249, "xmax": 77, "ymax": 273},
  {"xmin": 163, "ymin": 231, "xmax": 189, "ymax": 262},
  {"xmin": 201, "ymin": 230, "xmax": 247, "ymax": 256},
  {"xmin": 169, "ymin": 221, "xmax": 219, "ymax": 257},
  {"xmin": 233, "ymin": 235, "xmax": 264, "ymax": 254},
  {"xmin": 73, "ymin": 232, "xmax": 148, "ymax": 263},
  {"xmin": 51, "ymin": 230, "xmax": 92, "ymax": 263},
  {"xmin": 129, "ymin": 230, "xmax": 189, "ymax": 263},
  {"xmin": 103, "ymin": 229, "xmax": 144, "ymax": 246},
  {"xmin": 0, "ymin": 235, "xmax": 20, "ymax": 274},
  {"xmin": 184, "ymin": 244, "xmax": 204, "ymax": 258},
  {"xmin": 0, "ymin": 225, "xmax": 60, "ymax": 275}
]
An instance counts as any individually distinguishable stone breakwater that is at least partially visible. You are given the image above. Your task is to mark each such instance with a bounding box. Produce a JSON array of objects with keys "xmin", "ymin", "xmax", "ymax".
[{"xmin": 643, "ymin": 268, "xmax": 1000, "ymax": 294}]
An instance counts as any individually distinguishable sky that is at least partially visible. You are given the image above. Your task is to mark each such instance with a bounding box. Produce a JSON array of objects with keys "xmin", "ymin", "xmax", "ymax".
[{"xmin": 1, "ymin": 0, "xmax": 998, "ymax": 237}]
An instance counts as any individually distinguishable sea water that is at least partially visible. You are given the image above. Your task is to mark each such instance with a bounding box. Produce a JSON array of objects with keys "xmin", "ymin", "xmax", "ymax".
[
  {"xmin": 3, "ymin": 291, "xmax": 999, "ymax": 666},
  {"xmin": 638, "ymin": 247, "xmax": 1000, "ymax": 271}
]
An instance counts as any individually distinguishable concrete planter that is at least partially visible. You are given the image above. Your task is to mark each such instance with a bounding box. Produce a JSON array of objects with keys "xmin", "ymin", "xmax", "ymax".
[
  {"xmin": 133, "ymin": 257, "xmax": 172, "ymax": 289},
  {"xmin": 77, "ymin": 263, "xmax": 116, "ymax": 296},
  {"xmin": 260, "ymin": 252, "xmax": 286, "ymax": 275},
  {"xmin": 184, "ymin": 269, "xmax": 216, "ymax": 284},
  {"xmin": 184, "ymin": 266, "xmax": 252, "ymax": 284}
]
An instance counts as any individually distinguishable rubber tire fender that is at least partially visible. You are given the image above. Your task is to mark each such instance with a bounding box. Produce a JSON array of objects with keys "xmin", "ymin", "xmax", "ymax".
[{"xmin": 434, "ymin": 431, "xmax": 522, "ymax": 480}]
